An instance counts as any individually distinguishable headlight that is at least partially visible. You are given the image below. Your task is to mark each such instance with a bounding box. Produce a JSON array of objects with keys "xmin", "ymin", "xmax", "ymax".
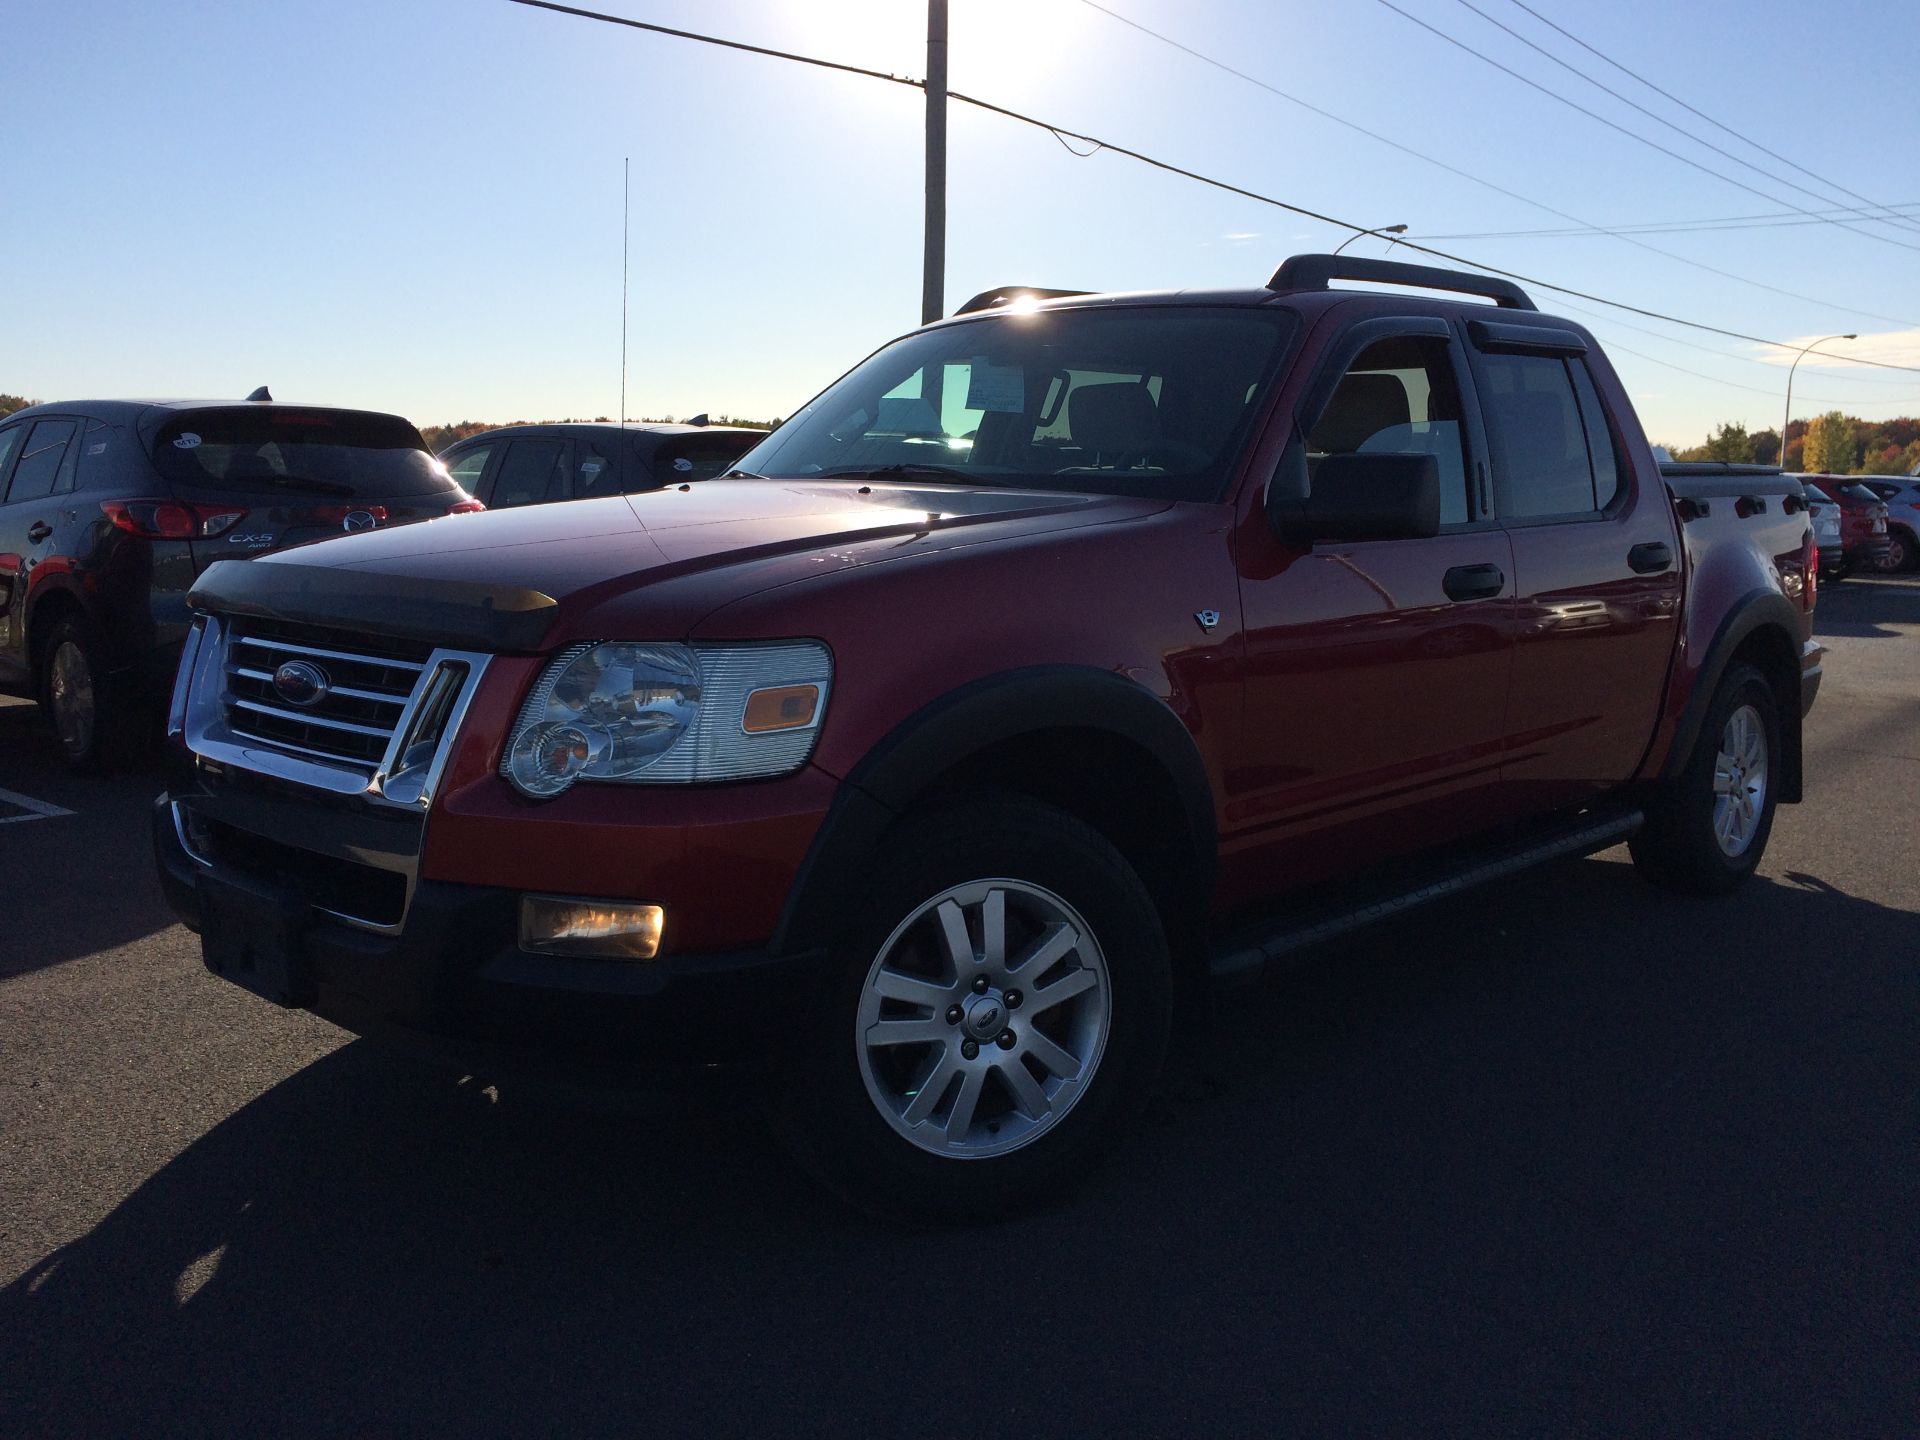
[{"xmin": 503, "ymin": 640, "xmax": 831, "ymax": 798}]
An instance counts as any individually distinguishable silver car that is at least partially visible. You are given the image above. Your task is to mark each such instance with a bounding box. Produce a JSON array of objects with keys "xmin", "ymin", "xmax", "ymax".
[{"xmin": 1859, "ymin": 477, "xmax": 1919, "ymax": 572}]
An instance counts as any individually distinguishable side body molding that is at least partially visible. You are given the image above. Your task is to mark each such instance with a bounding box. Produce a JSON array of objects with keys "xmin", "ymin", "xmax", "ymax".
[{"xmin": 771, "ymin": 665, "xmax": 1218, "ymax": 957}]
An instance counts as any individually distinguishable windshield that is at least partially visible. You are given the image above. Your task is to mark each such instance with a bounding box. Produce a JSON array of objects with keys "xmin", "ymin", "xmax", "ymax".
[
  {"xmin": 738, "ymin": 306, "xmax": 1297, "ymax": 501},
  {"xmin": 152, "ymin": 407, "xmax": 454, "ymax": 499}
]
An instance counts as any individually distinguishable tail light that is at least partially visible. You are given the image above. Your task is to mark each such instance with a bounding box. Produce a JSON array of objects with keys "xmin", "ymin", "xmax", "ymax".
[
  {"xmin": 101, "ymin": 500, "xmax": 248, "ymax": 539},
  {"xmin": 1803, "ymin": 525, "xmax": 1817, "ymax": 611},
  {"xmin": 449, "ymin": 494, "xmax": 485, "ymax": 514}
]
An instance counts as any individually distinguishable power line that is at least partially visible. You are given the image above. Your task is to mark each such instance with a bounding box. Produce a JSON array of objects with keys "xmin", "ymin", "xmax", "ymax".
[
  {"xmin": 1371, "ymin": 0, "xmax": 1920, "ymax": 257},
  {"xmin": 1069, "ymin": 0, "xmax": 1919, "ymax": 329},
  {"xmin": 505, "ymin": 0, "xmax": 921, "ymax": 88},
  {"xmin": 1500, "ymin": 0, "xmax": 1920, "ymax": 239},
  {"xmin": 1445, "ymin": 0, "xmax": 1920, "ymax": 239},
  {"xmin": 1586, "ymin": 329, "xmax": 1918, "ymax": 407},
  {"xmin": 507, "ymin": 0, "xmax": 1920, "ymax": 375},
  {"xmin": 1422, "ymin": 203, "xmax": 1920, "ymax": 241},
  {"xmin": 1546, "ymin": 297, "xmax": 1916, "ymax": 388}
]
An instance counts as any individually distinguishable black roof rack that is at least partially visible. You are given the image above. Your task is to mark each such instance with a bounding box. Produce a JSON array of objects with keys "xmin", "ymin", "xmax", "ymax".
[
  {"xmin": 1268, "ymin": 254, "xmax": 1536, "ymax": 311},
  {"xmin": 952, "ymin": 286, "xmax": 1089, "ymax": 317}
]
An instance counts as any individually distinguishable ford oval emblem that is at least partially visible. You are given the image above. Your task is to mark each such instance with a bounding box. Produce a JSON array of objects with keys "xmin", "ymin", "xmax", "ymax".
[
  {"xmin": 341, "ymin": 510, "xmax": 378, "ymax": 533},
  {"xmin": 271, "ymin": 659, "xmax": 331, "ymax": 708}
]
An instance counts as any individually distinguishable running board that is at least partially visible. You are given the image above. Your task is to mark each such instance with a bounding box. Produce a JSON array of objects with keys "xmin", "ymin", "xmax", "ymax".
[{"xmin": 1208, "ymin": 807, "xmax": 1644, "ymax": 984}]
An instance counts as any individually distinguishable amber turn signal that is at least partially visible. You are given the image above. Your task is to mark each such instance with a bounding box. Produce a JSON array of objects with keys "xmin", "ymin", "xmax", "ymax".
[{"xmin": 742, "ymin": 683, "xmax": 821, "ymax": 734}]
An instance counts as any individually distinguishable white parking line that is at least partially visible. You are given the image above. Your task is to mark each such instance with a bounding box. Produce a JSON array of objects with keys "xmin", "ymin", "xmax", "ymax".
[{"xmin": 0, "ymin": 786, "xmax": 75, "ymax": 824}]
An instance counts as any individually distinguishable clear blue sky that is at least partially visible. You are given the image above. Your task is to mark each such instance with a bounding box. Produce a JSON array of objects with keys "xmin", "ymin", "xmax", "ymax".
[{"xmin": 6, "ymin": 0, "xmax": 1919, "ymax": 447}]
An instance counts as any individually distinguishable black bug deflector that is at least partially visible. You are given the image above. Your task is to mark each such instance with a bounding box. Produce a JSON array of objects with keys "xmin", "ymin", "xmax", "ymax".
[{"xmin": 188, "ymin": 558, "xmax": 559, "ymax": 653}]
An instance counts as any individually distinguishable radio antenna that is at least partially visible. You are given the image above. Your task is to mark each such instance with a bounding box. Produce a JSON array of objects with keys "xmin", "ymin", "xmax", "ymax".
[{"xmin": 619, "ymin": 155, "xmax": 630, "ymax": 427}]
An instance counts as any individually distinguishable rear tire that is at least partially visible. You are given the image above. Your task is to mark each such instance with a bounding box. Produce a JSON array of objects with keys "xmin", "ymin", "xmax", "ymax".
[
  {"xmin": 39, "ymin": 616, "xmax": 143, "ymax": 773},
  {"xmin": 1630, "ymin": 663, "xmax": 1780, "ymax": 896},
  {"xmin": 1875, "ymin": 529, "xmax": 1916, "ymax": 573},
  {"xmin": 769, "ymin": 797, "xmax": 1172, "ymax": 1223}
]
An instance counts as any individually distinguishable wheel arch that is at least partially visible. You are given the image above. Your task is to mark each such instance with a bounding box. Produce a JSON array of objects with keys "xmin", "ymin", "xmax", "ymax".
[
  {"xmin": 24, "ymin": 581, "xmax": 89, "ymax": 685},
  {"xmin": 773, "ymin": 666, "xmax": 1217, "ymax": 968},
  {"xmin": 1662, "ymin": 589, "xmax": 1805, "ymax": 803}
]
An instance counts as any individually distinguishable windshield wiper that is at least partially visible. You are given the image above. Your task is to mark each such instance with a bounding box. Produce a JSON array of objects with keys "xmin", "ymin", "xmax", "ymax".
[
  {"xmin": 817, "ymin": 463, "xmax": 976, "ymax": 484},
  {"xmin": 718, "ymin": 468, "xmax": 770, "ymax": 481}
]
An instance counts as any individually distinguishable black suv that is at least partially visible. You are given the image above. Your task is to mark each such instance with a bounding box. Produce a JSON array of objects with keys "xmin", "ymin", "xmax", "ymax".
[
  {"xmin": 0, "ymin": 398, "xmax": 477, "ymax": 769},
  {"xmin": 438, "ymin": 421, "xmax": 764, "ymax": 510}
]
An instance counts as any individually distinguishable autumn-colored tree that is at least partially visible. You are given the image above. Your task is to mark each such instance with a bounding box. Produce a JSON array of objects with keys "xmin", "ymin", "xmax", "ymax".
[
  {"xmin": 0, "ymin": 393, "xmax": 34, "ymax": 418},
  {"xmin": 1861, "ymin": 443, "xmax": 1908, "ymax": 475},
  {"xmin": 1801, "ymin": 410, "xmax": 1855, "ymax": 475},
  {"xmin": 1750, "ymin": 428, "xmax": 1781, "ymax": 465}
]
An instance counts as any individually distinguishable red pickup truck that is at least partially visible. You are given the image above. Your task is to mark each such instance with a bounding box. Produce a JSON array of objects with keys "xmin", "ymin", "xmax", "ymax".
[{"xmin": 154, "ymin": 256, "xmax": 1822, "ymax": 1218}]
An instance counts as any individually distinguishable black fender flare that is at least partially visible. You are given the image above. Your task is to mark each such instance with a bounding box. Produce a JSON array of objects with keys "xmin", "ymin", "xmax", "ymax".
[
  {"xmin": 772, "ymin": 665, "xmax": 1216, "ymax": 957},
  {"xmin": 1662, "ymin": 588, "xmax": 1806, "ymax": 802}
]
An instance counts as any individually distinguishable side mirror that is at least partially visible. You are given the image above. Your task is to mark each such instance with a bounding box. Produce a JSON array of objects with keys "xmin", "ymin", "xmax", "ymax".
[{"xmin": 1268, "ymin": 451, "xmax": 1442, "ymax": 545}]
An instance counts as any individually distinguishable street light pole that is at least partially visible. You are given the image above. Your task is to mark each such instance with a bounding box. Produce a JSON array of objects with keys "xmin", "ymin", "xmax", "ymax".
[
  {"xmin": 1334, "ymin": 223, "xmax": 1408, "ymax": 255},
  {"xmin": 1782, "ymin": 333, "xmax": 1855, "ymax": 468},
  {"xmin": 922, "ymin": 0, "xmax": 948, "ymax": 325}
]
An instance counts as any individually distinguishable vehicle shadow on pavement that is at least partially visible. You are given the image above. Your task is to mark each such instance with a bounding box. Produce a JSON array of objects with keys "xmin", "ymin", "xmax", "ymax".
[
  {"xmin": 0, "ymin": 707, "xmax": 172, "ymax": 979},
  {"xmin": 3, "ymin": 855, "xmax": 1914, "ymax": 1436},
  {"xmin": 1813, "ymin": 573, "xmax": 1920, "ymax": 640}
]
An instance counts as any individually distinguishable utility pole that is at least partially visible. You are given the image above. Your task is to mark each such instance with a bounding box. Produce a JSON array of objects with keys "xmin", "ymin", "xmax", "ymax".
[{"xmin": 922, "ymin": 0, "xmax": 947, "ymax": 325}]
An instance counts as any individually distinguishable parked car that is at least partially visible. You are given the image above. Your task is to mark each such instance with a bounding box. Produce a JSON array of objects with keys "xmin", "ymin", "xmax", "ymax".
[
  {"xmin": 438, "ymin": 421, "xmax": 764, "ymax": 511},
  {"xmin": 1853, "ymin": 477, "xmax": 1919, "ymax": 572},
  {"xmin": 1806, "ymin": 492, "xmax": 1844, "ymax": 576},
  {"xmin": 0, "ymin": 396, "xmax": 479, "ymax": 768},
  {"xmin": 1796, "ymin": 475, "xmax": 1890, "ymax": 578},
  {"xmin": 155, "ymin": 256, "xmax": 1821, "ymax": 1218}
]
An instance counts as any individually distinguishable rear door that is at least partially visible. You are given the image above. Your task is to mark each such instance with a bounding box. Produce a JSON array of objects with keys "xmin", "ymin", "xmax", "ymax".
[
  {"xmin": 441, "ymin": 438, "xmax": 499, "ymax": 506},
  {"xmin": 1464, "ymin": 322, "xmax": 1683, "ymax": 812},
  {"xmin": 639, "ymin": 431, "xmax": 761, "ymax": 490},
  {"xmin": 0, "ymin": 416, "xmax": 79, "ymax": 685}
]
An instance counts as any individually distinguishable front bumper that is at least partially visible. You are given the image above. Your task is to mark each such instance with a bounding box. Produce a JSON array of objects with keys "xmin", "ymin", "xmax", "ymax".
[{"xmin": 153, "ymin": 793, "xmax": 827, "ymax": 1079}]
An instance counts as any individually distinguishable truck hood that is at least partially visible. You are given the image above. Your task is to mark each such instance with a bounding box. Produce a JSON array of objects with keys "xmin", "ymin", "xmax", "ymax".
[{"xmin": 188, "ymin": 480, "xmax": 1158, "ymax": 651}]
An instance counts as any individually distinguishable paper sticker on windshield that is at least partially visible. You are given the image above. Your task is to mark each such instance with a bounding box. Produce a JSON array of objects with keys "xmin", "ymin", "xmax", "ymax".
[
  {"xmin": 966, "ymin": 359, "xmax": 1024, "ymax": 413},
  {"xmin": 173, "ymin": 433, "xmax": 202, "ymax": 449}
]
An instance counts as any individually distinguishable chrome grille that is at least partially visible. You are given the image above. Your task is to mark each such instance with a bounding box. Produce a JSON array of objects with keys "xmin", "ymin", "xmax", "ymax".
[{"xmin": 221, "ymin": 619, "xmax": 432, "ymax": 770}]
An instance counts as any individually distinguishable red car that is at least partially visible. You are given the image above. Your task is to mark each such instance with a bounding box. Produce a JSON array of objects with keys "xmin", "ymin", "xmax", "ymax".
[
  {"xmin": 1797, "ymin": 474, "xmax": 1890, "ymax": 578},
  {"xmin": 154, "ymin": 255, "xmax": 1821, "ymax": 1218}
]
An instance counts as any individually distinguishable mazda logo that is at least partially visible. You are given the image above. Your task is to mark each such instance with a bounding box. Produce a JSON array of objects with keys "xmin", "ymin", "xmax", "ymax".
[
  {"xmin": 271, "ymin": 659, "xmax": 331, "ymax": 708},
  {"xmin": 341, "ymin": 510, "xmax": 378, "ymax": 534}
]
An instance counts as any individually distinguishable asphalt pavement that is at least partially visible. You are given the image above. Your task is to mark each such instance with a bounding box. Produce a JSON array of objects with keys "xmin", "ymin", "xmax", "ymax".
[{"xmin": 2, "ymin": 576, "xmax": 1916, "ymax": 1437}]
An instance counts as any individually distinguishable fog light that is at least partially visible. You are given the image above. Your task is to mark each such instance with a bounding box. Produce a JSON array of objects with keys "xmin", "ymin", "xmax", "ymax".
[{"xmin": 519, "ymin": 896, "xmax": 664, "ymax": 960}]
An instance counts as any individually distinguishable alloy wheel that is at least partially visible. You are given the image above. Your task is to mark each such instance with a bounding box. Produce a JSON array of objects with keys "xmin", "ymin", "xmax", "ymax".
[
  {"xmin": 855, "ymin": 878, "xmax": 1111, "ymax": 1159},
  {"xmin": 48, "ymin": 640, "xmax": 96, "ymax": 759},
  {"xmin": 1711, "ymin": 703, "xmax": 1768, "ymax": 857}
]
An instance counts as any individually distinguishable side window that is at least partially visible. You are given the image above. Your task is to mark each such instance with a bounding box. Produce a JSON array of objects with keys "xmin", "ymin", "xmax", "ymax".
[
  {"xmin": 444, "ymin": 443, "xmax": 493, "ymax": 489},
  {"xmin": 4, "ymin": 419, "xmax": 78, "ymax": 504},
  {"xmin": 647, "ymin": 436, "xmax": 757, "ymax": 487},
  {"xmin": 1307, "ymin": 335, "xmax": 1471, "ymax": 525},
  {"xmin": 1477, "ymin": 352, "xmax": 1600, "ymax": 520},
  {"xmin": 0, "ymin": 426, "xmax": 22, "ymax": 493},
  {"xmin": 1568, "ymin": 363, "xmax": 1622, "ymax": 509},
  {"xmin": 490, "ymin": 438, "xmax": 568, "ymax": 509},
  {"xmin": 72, "ymin": 420, "xmax": 118, "ymax": 491},
  {"xmin": 574, "ymin": 437, "xmax": 620, "ymax": 498}
]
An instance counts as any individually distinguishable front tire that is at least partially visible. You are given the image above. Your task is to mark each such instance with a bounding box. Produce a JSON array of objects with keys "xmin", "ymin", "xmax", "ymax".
[
  {"xmin": 1630, "ymin": 663, "xmax": 1780, "ymax": 896},
  {"xmin": 771, "ymin": 798, "xmax": 1172, "ymax": 1222}
]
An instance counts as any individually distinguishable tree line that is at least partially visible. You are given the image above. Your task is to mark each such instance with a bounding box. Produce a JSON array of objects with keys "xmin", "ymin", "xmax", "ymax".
[{"xmin": 1666, "ymin": 413, "xmax": 1920, "ymax": 476}]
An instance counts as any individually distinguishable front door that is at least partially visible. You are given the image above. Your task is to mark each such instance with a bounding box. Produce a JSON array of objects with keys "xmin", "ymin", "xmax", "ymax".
[
  {"xmin": 0, "ymin": 416, "xmax": 78, "ymax": 688},
  {"xmin": 1229, "ymin": 318, "xmax": 1517, "ymax": 894}
]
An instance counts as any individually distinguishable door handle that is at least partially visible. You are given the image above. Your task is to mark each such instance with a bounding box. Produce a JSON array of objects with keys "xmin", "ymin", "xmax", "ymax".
[
  {"xmin": 1627, "ymin": 541, "xmax": 1673, "ymax": 574},
  {"xmin": 1442, "ymin": 562, "xmax": 1505, "ymax": 602},
  {"xmin": 26, "ymin": 521, "xmax": 53, "ymax": 543}
]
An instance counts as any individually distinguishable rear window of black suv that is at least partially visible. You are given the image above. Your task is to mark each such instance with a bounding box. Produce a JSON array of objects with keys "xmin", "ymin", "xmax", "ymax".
[{"xmin": 151, "ymin": 408, "xmax": 453, "ymax": 499}]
